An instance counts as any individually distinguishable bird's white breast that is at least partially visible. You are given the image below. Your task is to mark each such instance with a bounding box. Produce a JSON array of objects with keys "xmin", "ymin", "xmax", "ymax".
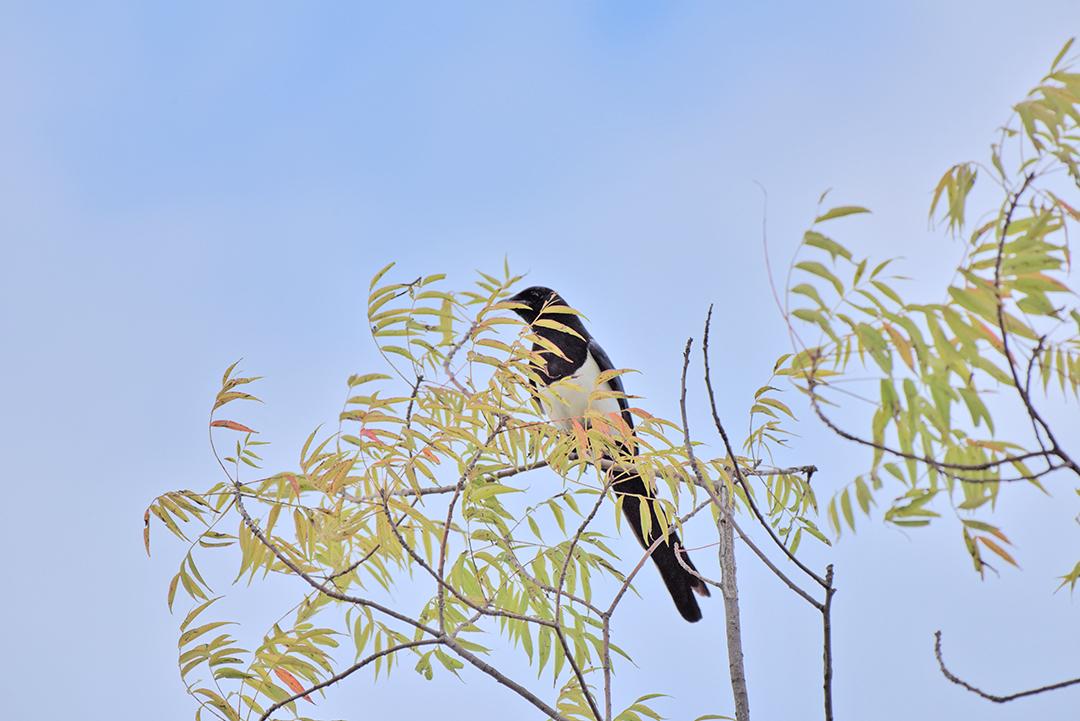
[{"xmin": 539, "ymin": 352, "xmax": 623, "ymax": 431}]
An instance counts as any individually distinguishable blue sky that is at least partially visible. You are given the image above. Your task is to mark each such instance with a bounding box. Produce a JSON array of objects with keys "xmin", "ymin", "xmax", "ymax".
[{"xmin": 2, "ymin": 2, "xmax": 1078, "ymax": 720}]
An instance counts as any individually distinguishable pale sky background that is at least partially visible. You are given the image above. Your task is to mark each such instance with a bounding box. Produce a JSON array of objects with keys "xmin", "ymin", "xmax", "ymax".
[{"xmin": 2, "ymin": 2, "xmax": 1079, "ymax": 720}]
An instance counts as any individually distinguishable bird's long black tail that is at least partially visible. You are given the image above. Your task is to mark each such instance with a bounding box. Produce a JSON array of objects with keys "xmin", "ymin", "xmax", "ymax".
[{"xmin": 614, "ymin": 471, "xmax": 710, "ymax": 623}]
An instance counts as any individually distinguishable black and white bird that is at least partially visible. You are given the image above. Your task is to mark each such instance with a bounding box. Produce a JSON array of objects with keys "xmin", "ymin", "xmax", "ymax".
[{"xmin": 509, "ymin": 285, "xmax": 710, "ymax": 622}]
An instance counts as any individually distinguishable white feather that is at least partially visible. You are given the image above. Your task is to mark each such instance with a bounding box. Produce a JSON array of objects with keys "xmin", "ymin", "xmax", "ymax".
[{"xmin": 539, "ymin": 352, "xmax": 623, "ymax": 431}]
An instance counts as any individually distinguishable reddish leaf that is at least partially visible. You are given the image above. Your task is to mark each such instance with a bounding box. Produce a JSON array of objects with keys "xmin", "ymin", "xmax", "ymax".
[
  {"xmin": 359, "ymin": 428, "xmax": 386, "ymax": 446},
  {"xmin": 283, "ymin": 473, "xmax": 302, "ymax": 499},
  {"xmin": 421, "ymin": 447, "xmax": 441, "ymax": 464},
  {"xmin": 591, "ymin": 414, "xmax": 612, "ymax": 438},
  {"xmin": 606, "ymin": 411, "xmax": 633, "ymax": 440},
  {"xmin": 571, "ymin": 419, "xmax": 589, "ymax": 460},
  {"xmin": 210, "ymin": 420, "xmax": 257, "ymax": 433},
  {"xmin": 274, "ymin": 668, "xmax": 313, "ymax": 703}
]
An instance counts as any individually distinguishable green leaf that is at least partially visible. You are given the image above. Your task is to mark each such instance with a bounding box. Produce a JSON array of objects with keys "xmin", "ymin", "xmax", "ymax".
[
  {"xmin": 795, "ymin": 261, "xmax": 845, "ymax": 295},
  {"xmin": 815, "ymin": 205, "xmax": 871, "ymax": 223},
  {"xmin": 803, "ymin": 231, "xmax": 853, "ymax": 261}
]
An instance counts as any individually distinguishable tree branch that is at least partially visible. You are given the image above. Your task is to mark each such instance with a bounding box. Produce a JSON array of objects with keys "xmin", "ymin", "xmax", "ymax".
[
  {"xmin": 442, "ymin": 636, "xmax": 575, "ymax": 721},
  {"xmin": 553, "ymin": 477, "xmax": 611, "ymax": 721},
  {"xmin": 701, "ymin": 310, "xmax": 828, "ymax": 590},
  {"xmin": 934, "ymin": 630, "xmax": 1080, "ymax": 703},
  {"xmin": 681, "ymin": 334, "xmax": 751, "ymax": 721},
  {"xmin": 821, "ymin": 565, "xmax": 835, "ymax": 721},
  {"xmin": 258, "ymin": 639, "xmax": 440, "ymax": 721},
  {"xmin": 992, "ymin": 173, "xmax": 1080, "ymax": 479},
  {"xmin": 437, "ymin": 419, "xmax": 506, "ymax": 630},
  {"xmin": 728, "ymin": 517, "xmax": 822, "ymax": 611}
]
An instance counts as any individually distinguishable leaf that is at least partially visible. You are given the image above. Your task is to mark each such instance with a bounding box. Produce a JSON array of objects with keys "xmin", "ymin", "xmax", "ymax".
[
  {"xmin": 143, "ymin": 508, "xmax": 151, "ymax": 557},
  {"xmin": 803, "ymin": 231, "xmax": 853, "ymax": 261},
  {"xmin": 533, "ymin": 318, "xmax": 584, "ymax": 340},
  {"xmin": 360, "ymin": 428, "xmax": 386, "ymax": 446},
  {"xmin": 273, "ymin": 667, "xmax": 313, "ymax": 703},
  {"xmin": 571, "ymin": 420, "xmax": 589, "ymax": 461},
  {"xmin": 1051, "ymin": 38, "xmax": 1075, "ymax": 73},
  {"xmin": 976, "ymin": 536, "xmax": 1019, "ymax": 568},
  {"xmin": 348, "ymin": 373, "xmax": 392, "ymax": 387},
  {"xmin": 369, "ymin": 261, "xmax": 396, "ymax": 292},
  {"xmin": 221, "ymin": 359, "xmax": 242, "ymax": 386},
  {"xmin": 795, "ymin": 261, "xmax": 844, "ymax": 295},
  {"xmin": 283, "ymin": 473, "xmax": 302, "ymax": 499},
  {"xmin": 815, "ymin": 205, "xmax": 871, "ymax": 223},
  {"xmin": 840, "ymin": 488, "xmax": 855, "ymax": 531},
  {"xmin": 213, "ymin": 392, "xmax": 260, "ymax": 410},
  {"xmin": 167, "ymin": 572, "xmax": 180, "ymax": 611},
  {"xmin": 210, "ymin": 420, "xmax": 257, "ymax": 433}
]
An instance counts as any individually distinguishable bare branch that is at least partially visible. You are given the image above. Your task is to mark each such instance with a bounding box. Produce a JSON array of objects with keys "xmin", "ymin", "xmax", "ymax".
[
  {"xmin": 934, "ymin": 630, "xmax": 1080, "ymax": 703},
  {"xmin": 602, "ymin": 617, "xmax": 613, "ymax": 721},
  {"xmin": 701, "ymin": 310, "xmax": 828, "ymax": 590},
  {"xmin": 728, "ymin": 517, "xmax": 822, "ymax": 611},
  {"xmin": 741, "ymin": 464, "xmax": 818, "ymax": 478},
  {"xmin": 681, "ymin": 334, "xmax": 750, "ymax": 721},
  {"xmin": 821, "ymin": 565, "xmax": 836, "ymax": 721},
  {"xmin": 672, "ymin": 542, "xmax": 723, "ymax": 591}
]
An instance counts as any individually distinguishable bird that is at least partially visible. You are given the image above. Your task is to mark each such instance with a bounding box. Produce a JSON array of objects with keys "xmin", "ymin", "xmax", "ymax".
[{"xmin": 508, "ymin": 285, "xmax": 710, "ymax": 622}]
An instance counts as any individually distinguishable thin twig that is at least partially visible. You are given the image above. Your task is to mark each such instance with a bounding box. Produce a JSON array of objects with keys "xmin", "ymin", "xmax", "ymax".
[
  {"xmin": 222, "ymin": 472, "xmax": 436, "ymax": 635},
  {"xmin": 443, "ymin": 320, "xmax": 479, "ymax": 395},
  {"xmin": 604, "ymin": 498, "xmax": 713, "ymax": 616},
  {"xmin": 672, "ymin": 543, "xmax": 723, "ymax": 591},
  {"xmin": 934, "ymin": 630, "xmax": 1080, "ymax": 703},
  {"xmin": 702, "ymin": 309, "xmax": 828, "ymax": 589},
  {"xmin": 345, "ymin": 459, "xmax": 551, "ymax": 504},
  {"xmin": 728, "ymin": 517, "xmax": 822, "ymax": 611},
  {"xmin": 552, "ymin": 477, "xmax": 611, "ymax": 721},
  {"xmin": 258, "ymin": 639, "xmax": 439, "ymax": 721},
  {"xmin": 378, "ymin": 491, "xmax": 558, "ymax": 630},
  {"xmin": 992, "ymin": 174, "xmax": 1080, "ymax": 478},
  {"xmin": 806, "ymin": 387, "xmax": 1052, "ymax": 478},
  {"xmin": 437, "ymin": 420, "xmax": 506, "ymax": 630},
  {"xmin": 500, "ymin": 545, "xmax": 605, "ymax": 617}
]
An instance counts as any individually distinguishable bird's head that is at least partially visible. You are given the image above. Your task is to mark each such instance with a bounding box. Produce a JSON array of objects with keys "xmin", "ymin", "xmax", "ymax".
[{"xmin": 507, "ymin": 286, "xmax": 567, "ymax": 324}]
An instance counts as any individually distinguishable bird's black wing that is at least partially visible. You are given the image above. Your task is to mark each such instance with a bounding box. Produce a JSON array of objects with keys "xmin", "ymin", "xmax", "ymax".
[
  {"xmin": 587, "ymin": 337, "xmax": 708, "ymax": 622},
  {"xmin": 586, "ymin": 337, "xmax": 634, "ymax": 432}
]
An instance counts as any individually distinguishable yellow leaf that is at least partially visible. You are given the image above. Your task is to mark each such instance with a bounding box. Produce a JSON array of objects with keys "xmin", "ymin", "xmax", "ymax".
[{"xmin": 976, "ymin": 535, "xmax": 1019, "ymax": 567}]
